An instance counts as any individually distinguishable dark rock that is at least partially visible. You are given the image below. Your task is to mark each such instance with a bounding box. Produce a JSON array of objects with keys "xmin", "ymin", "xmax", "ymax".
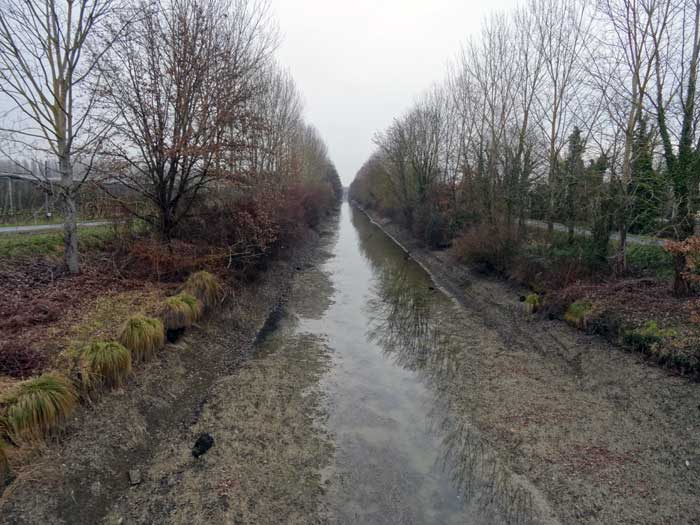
[
  {"xmin": 519, "ymin": 296, "xmax": 526, "ymax": 302},
  {"xmin": 166, "ymin": 327, "xmax": 186, "ymax": 343},
  {"xmin": 192, "ymin": 433, "xmax": 214, "ymax": 458}
]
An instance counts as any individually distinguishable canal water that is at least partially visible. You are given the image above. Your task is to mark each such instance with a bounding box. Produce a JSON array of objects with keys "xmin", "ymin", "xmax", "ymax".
[{"xmin": 274, "ymin": 203, "xmax": 544, "ymax": 523}]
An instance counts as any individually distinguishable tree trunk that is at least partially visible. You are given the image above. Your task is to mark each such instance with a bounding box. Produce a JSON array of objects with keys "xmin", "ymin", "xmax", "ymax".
[
  {"xmin": 616, "ymin": 225, "xmax": 627, "ymax": 275},
  {"xmin": 59, "ymin": 154, "xmax": 80, "ymax": 274},
  {"xmin": 672, "ymin": 252, "xmax": 691, "ymax": 297}
]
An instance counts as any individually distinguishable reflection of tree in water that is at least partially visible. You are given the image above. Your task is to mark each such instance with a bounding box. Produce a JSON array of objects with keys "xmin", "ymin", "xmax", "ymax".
[{"xmin": 364, "ymin": 240, "xmax": 537, "ymax": 524}]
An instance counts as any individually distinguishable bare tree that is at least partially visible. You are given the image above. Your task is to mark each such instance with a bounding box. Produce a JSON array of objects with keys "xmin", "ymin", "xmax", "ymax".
[
  {"xmin": 596, "ymin": 0, "xmax": 665, "ymax": 272},
  {"xmin": 651, "ymin": 0, "xmax": 700, "ymax": 294},
  {"xmin": 98, "ymin": 0, "xmax": 277, "ymax": 238},
  {"xmin": 0, "ymin": 0, "xmax": 122, "ymax": 273},
  {"xmin": 531, "ymin": 0, "xmax": 590, "ymax": 236}
]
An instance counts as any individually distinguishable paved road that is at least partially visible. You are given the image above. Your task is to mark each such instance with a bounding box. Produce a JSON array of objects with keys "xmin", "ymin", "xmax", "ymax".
[
  {"xmin": 0, "ymin": 221, "xmax": 112, "ymax": 235},
  {"xmin": 525, "ymin": 219, "xmax": 665, "ymax": 246}
]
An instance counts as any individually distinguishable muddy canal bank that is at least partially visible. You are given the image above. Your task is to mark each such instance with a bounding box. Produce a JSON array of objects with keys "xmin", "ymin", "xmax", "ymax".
[
  {"xmin": 0, "ymin": 217, "xmax": 339, "ymax": 524},
  {"xmin": 359, "ymin": 205, "xmax": 700, "ymax": 524}
]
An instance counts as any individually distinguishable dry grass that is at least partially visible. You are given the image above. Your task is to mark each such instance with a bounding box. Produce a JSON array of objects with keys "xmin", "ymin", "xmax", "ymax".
[
  {"xmin": 57, "ymin": 288, "xmax": 168, "ymax": 354},
  {"xmin": 79, "ymin": 342, "xmax": 132, "ymax": 393},
  {"xmin": 118, "ymin": 316, "xmax": 165, "ymax": 363},
  {"xmin": 0, "ymin": 373, "xmax": 78, "ymax": 443},
  {"xmin": 183, "ymin": 271, "xmax": 225, "ymax": 310}
]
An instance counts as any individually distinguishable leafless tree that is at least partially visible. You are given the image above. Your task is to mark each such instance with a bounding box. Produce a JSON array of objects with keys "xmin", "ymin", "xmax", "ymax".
[
  {"xmin": 0, "ymin": 0, "xmax": 124, "ymax": 272},
  {"xmin": 596, "ymin": 0, "xmax": 666, "ymax": 272},
  {"xmin": 98, "ymin": 0, "xmax": 277, "ymax": 238}
]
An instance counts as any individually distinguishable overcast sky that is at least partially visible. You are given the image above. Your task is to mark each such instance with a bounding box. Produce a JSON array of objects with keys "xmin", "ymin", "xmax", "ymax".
[{"xmin": 270, "ymin": 0, "xmax": 518, "ymax": 185}]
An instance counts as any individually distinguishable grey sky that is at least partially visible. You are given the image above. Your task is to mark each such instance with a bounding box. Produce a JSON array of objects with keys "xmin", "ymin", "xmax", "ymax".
[{"xmin": 271, "ymin": 0, "xmax": 517, "ymax": 185}]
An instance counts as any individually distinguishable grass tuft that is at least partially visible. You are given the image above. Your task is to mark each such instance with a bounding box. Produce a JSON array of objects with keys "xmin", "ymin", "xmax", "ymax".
[
  {"xmin": 524, "ymin": 293, "xmax": 541, "ymax": 314},
  {"xmin": 0, "ymin": 439, "xmax": 10, "ymax": 484},
  {"xmin": 161, "ymin": 293, "xmax": 202, "ymax": 331},
  {"xmin": 183, "ymin": 271, "xmax": 225, "ymax": 310},
  {"xmin": 0, "ymin": 373, "xmax": 78, "ymax": 443},
  {"xmin": 564, "ymin": 300, "xmax": 592, "ymax": 329},
  {"xmin": 118, "ymin": 316, "xmax": 165, "ymax": 363},
  {"xmin": 80, "ymin": 342, "xmax": 132, "ymax": 392}
]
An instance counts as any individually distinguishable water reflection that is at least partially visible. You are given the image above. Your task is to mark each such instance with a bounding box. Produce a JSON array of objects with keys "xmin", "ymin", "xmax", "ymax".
[{"xmin": 354, "ymin": 207, "xmax": 537, "ymax": 524}]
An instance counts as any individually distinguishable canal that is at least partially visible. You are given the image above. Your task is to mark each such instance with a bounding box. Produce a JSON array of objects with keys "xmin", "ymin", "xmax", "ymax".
[{"xmin": 267, "ymin": 202, "xmax": 550, "ymax": 523}]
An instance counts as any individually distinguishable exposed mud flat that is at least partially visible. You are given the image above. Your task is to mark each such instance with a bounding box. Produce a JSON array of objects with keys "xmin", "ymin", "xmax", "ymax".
[
  {"xmin": 361, "ymin": 206, "xmax": 700, "ymax": 524},
  {"xmin": 104, "ymin": 330, "xmax": 333, "ymax": 524}
]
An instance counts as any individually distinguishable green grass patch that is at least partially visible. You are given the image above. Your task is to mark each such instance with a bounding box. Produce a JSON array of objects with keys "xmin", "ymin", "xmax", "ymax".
[
  {"xmin": 79, "ymin": 341, "xmax": 132, "ymax": 392},
  {"xmin": 524, "ymin": 293, "xmax": 541, "ymax": 314},
  {"xmin": 564, "ymin": 301, "xmax": 593, "ymax": 329},
  {"xmin": 0, "ymin": 373, "xmax": 78, "ymax": 443},
  {"xmin": 622, "ymin": 321, "xmax": 677, "ymax": 354},
  {"xmin": 0, "ymin": 226, "xmax": 113, "ymax": 260},
  {"xmin": 119, "ymin": 316, "xmax": 165, "ymax": 363}
]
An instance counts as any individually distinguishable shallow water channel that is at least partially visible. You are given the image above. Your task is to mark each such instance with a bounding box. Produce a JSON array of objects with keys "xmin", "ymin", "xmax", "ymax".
[{"xmin": 260, "ymin": 203, "xmax": 543, "ymax": 524}]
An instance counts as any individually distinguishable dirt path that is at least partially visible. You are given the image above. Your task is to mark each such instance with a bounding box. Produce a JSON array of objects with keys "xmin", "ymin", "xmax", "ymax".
[{"xmin": 364, "ymin": 209, "xmax": 700, "ymax": 524}]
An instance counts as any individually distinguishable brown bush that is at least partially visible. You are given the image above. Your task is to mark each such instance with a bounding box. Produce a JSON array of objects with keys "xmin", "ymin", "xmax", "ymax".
[
  {"xmin": 126, "ymin": 239, "xmax": 225, "ymax": 281},
  {"xmin": 174, "ymin": 182, "xmax": 337, "ymax": 271},
  {"xmin": 452, "ymin": 222, "xmax": 520, "ymax": 273}
]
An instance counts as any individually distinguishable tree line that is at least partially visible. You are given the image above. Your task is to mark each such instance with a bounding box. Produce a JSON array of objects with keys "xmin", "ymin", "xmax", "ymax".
[
  {"xmin": 0, "ymin": 0, "xmax": 341, "ymax": 273},
  {"xmin": 350, "ymin": 0, "xmax": 700, "ymax": 296}
]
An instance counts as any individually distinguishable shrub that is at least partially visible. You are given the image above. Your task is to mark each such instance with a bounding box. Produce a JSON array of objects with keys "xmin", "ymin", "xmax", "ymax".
[
  {"xmin": 183, "ymin": 271, "xmax": 225, "ymax": 310},
  {"xmin": 118, "ymin": 316, "xmax": 165, "ymax": 363},
  {"xmin": 564, "ymin": 301, "xmax": 592, "ymax": 329},
  {"xmin": 622, "ymin": 321, "xmax": 676, "ymax": 354},
  {"xmin": 161, "ymin": 293, "xmax": 202, "ymax": 331},
  {"xmin": 127, "ymin": 239, "xmax": 220, "ymax": 281},
  {"xmin": 627, "ymin": 244, "xmax": 674, "ymax": 280},
  {"xmin": 1, "ymin": 373, "xmax": 78, "ymax": 442},
  {"xmin": 79, "ymin": 342, "xmax": 132, "ymax": 392},
  {"xmin": 452, "ymin": 222, "xmax": 519, "ymax": 273}
]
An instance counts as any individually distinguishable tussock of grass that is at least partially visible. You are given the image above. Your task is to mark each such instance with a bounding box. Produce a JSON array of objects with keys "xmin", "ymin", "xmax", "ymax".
[
  {"xmin": 524, "ymin": 293, "xmax": 541, "ymax": 314},
  {"xmin": 0, "ymin": 439, "xmax": 9, "ymax": 483},
  {"xmin": 161, "ymin": 293, "xmax": 202, "ymax": 331},
  {"xmin": 80, "ymin": 342, "xmax": 132, "ymax": 392},
  {"xmin": 119, "ymin": 316, "xmax": 165, "ymax": 363},
  {"xmin": 564, "ymin": 301, "xmax": 592, "ymax": 329},
  {"xmin": 183, "ymin": 271, "xmax": 225, "ymax": 309},
  {"xmin": 0, "ymin": 373, "xmax": 78, "ymax": 443},
  {"xmin": 178, "ymin": 292, "xmax": 203, "ymax": 320}
]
